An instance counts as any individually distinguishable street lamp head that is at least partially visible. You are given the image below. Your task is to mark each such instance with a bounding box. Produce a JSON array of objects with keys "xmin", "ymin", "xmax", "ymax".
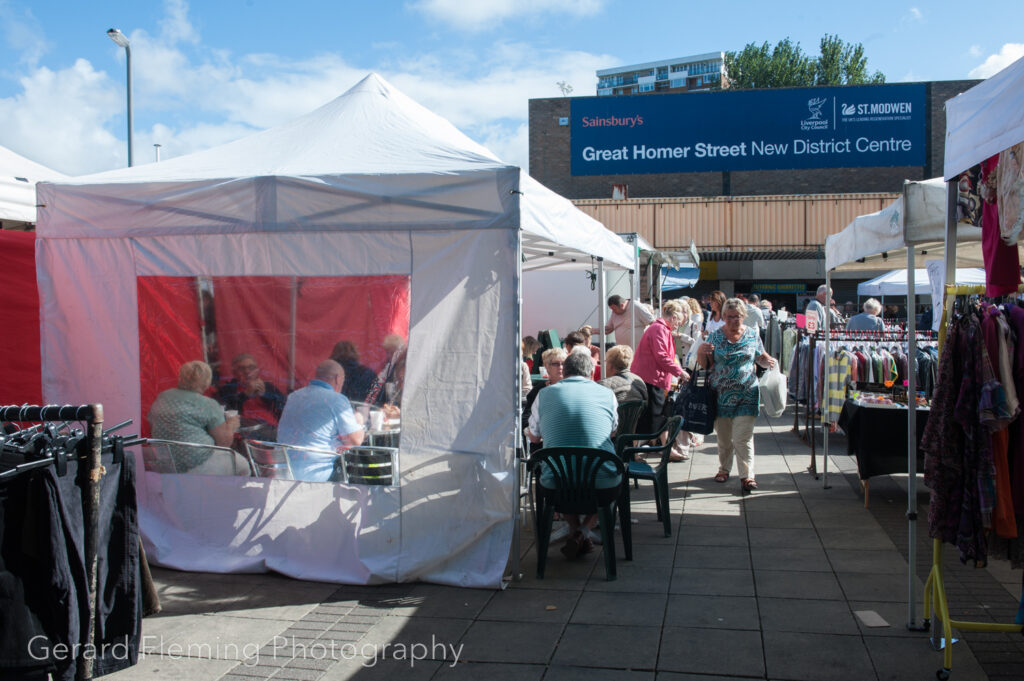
[{"xmin": 106, "ymin": 28, "xmax": 130, "ymax": 48}]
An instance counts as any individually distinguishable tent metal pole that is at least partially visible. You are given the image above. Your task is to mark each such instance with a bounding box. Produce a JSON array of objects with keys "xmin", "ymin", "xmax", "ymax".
[
  {"xmin": 289, "ymin": 277, "xmax": 297, "ymax": 392},
  {"xmin": 511, "ymin": 227, "xmax": 524, "ymax": 581},
  {"xmin": 630, "ymin": 234, "xmax": 638, "ymax": 350},
  {"xmin": 196, "ymin": 276, "xmax": 209, "ymax": 365},
  {"xmin": 597, "ymin": 258, "xmax": 606, "ymax": 371},
  {"xmin": 944, "ymin": 181, "xmax": 957, "ymax": 284},
  {"xmin": 823, "ymin": 269, "xmax": 831, "ymax": 488},
  {"xmin": 906, "ymin": 242, "xmax": 920, "ymax": 629}
]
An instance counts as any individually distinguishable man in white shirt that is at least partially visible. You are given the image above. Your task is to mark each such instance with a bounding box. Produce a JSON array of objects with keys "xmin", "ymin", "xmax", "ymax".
[
  {"xmin": 604, "ymin": 295, "xmax": 656, "ymax": 348},
  {"xmin": 745, "ymin": 293, "xmax": 767, "ymax": 330}
]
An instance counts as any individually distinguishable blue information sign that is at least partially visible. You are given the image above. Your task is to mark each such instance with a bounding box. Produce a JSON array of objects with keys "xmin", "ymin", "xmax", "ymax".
[{"xmin": 570, "ymin": 83, "xmax": 926, "ymax": 175}]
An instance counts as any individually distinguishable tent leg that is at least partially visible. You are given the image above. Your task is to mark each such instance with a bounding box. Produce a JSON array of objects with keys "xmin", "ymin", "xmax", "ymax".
[
  {"xmin": 597, "ymin": 258, "xmax": 606, "ymax": 370},
  {"xmin": 906, "ymin": 244, "xmax": 921, "ymax": 629},
  {"xmin": 823, "ymin": 270, "xmax": 830, "ymax": 489}
]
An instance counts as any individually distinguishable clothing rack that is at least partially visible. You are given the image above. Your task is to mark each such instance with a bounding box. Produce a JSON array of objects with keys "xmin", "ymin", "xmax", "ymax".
[
  {"xmin": 800, "ymin": 329, "xmax": 936, "ymax": 482},
  {"xmin": 923, "ymin": 284, "xmax": 1024, "ymax": 678},
  {"xmin": 0, "ymin": 403, "xmax": 123, "ymax": 681}
]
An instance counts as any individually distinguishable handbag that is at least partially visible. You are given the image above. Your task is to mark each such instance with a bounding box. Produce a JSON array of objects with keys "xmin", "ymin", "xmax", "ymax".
[
  {"xmin": 758, "ymin": 365, "xmax": 788, "ymax": 417},
  {"xmin": 673, "ymin": 367, "xmax": 717, "ymax": 435}
]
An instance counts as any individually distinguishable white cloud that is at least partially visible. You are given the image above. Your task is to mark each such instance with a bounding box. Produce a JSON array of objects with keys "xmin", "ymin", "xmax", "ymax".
[
  {"xmin": 908, "ymin": 7, "xmax": 923, "ymax": 21},
  {"xmin": 0, "ymin": 0, "xmax": 613, "ymax": 176},
  {"xmin": 967, "ymin": 45, "xmax": 983, "ymax": 58},
  {"xmin": 411, "ymin": 0, "xmax": 606, "ymax": 31},
  {"xmin": 969, "ymin": 43, "xmax": 1024, "ymax": 78},
  {"xmin": 0, "ymin": 59, "xmax": 122, "ymax": 174}
]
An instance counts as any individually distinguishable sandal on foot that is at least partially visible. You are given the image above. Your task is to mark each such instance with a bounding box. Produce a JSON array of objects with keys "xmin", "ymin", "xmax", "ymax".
[
  {"xmin": 741, "ymin": 478, "xmax": 758, "ymax": 491},
  {"xmin": 714, "ymin": 471, "xmax": 729, "ymax": 483}
]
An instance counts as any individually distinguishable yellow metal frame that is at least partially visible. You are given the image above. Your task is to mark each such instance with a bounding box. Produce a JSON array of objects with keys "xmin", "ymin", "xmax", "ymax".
[{"xmin": 926, "ymin": 284, "xmax": 1024, "ymax": 677}]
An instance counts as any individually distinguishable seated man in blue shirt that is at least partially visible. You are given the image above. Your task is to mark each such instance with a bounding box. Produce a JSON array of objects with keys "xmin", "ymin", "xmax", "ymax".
[
  {"xmin": 527, "ymin": 350, "xmax": 620, "ymax": 559},
  {"xmin": 277, "ymin": 360, "xmax": 365, "ymax": 481}
]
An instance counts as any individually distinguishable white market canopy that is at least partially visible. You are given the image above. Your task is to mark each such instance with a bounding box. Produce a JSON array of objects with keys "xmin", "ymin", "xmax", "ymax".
[
  {"xmin": 944, "ymin": 54, "xmax": 1024, "ymax": 180},
  {"xmin": 857, "ymin": 268, "xmax": 985, "ymax": 297},
  {"xmin": 825, "ymin": 177, "xmax": 984, "ymax": 272},
  {"xmin": 36, "ymin": 73, "xmax": 633, "ymax": 588},
  {"xmin": 0, "ymin": 145, "xmax": 67, "ymax": 223}
]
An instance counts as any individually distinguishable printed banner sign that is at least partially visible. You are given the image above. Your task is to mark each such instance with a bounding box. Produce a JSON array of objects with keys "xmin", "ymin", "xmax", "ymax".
[{"xmin": 570, "ymin": 83, "xmax": 926, "ymax": 175}]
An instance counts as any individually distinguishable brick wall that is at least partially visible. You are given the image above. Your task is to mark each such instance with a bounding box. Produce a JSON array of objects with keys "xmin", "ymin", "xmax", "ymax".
[{"xmin": 529, "ymin": 79, "xmax": 980, "ymax": 200}]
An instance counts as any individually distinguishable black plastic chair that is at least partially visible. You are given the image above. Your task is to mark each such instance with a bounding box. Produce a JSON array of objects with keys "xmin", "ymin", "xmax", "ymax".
[
  {"xmin": 528, "ymin": 446, "xmax": 627, "ymax": 581},
  {"xmin": 616, "ymin": 415, "xmax": 684, "ymax": 537}
]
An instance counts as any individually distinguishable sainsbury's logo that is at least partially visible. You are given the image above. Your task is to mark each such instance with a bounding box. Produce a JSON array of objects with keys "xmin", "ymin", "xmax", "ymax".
[{"xmin": 580, "ymin": 115, "xmax": 644, "ymax": 128}]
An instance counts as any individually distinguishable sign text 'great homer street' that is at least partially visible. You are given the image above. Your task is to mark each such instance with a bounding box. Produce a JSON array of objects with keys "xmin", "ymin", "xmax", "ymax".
[{"xmin": 570, "ymin": 83, "xmax": 926, "ymax": 175}]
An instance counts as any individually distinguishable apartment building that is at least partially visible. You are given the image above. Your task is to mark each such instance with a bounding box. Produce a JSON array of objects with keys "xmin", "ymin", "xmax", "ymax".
[{"xmin": 596, "ymin": 52, "xmax": 725, "ymax": 96}]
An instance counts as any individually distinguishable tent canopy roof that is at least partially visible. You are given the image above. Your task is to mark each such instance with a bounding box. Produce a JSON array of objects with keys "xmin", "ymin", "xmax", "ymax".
[
  {"xmin": 41, "ymin": 73, "xmax": 633, "ymax": 270},
  {"xmin": 825, "ymin": 177, "xmax": 982, "ymax": 272},
  {"xmin": 0, "ymin": 145, "xmax": 67, "ymax": 223},
  {"xmin": 945, "ymin": 55, "xmax": 1024, "ymax": 180}
]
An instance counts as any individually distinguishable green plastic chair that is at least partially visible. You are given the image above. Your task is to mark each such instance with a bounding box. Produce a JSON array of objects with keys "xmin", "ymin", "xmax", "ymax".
[
  {"xmin": 616, "ymin": 415, "xmax": 684, "ymax": 537},
  {"xmin": 528, "ymin": 446, "xmax": 627, "ymax": 581},
  {"xmin": 616, "ymin": 399, "xmax": 645, "ymax": 441}
]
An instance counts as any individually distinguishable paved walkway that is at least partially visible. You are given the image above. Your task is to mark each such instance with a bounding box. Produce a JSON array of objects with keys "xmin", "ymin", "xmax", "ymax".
[{"xmin": 108, "ymin": 409, "xmax": 1022, "ymax": 680}]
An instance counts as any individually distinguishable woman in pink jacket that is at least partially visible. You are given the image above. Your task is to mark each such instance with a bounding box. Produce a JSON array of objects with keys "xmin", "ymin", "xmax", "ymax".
[{"xmin": 632, "ymin": 300, "xmax": 689, "ymax": 436}]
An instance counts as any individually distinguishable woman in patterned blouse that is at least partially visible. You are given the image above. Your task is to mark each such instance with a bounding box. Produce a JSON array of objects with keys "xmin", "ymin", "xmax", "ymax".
[{"xmin": 697, "ymin": 298, "xmax": 776, "ymax": 492}]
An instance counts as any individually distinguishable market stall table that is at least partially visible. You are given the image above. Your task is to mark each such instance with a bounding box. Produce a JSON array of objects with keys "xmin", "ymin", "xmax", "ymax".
[{"xmin": 837, "ymin": 399, "xmax": 928, "ymax": 507}]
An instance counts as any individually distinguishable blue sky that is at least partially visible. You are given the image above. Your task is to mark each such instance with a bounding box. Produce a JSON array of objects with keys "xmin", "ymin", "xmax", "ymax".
[{"xmin": 1, "ymin": 0, "xmax": 1021, "ymax": 176}]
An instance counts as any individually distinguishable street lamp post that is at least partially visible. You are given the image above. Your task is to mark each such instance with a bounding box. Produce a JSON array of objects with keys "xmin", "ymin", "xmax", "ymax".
[{"xmin": 106, "ymin": 28, "xmax": 133, "ymax": 167}]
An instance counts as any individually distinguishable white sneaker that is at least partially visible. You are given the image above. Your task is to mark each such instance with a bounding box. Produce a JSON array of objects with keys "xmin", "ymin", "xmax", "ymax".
[{"xmin": 548, "ymin": 520, "xmax": 571, "ymax": 544}]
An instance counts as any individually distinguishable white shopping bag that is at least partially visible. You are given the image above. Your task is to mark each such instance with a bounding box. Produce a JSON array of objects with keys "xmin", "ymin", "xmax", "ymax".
[{"xmin": 759, "ymin": 365, "xmax": 788, "ymax": 418}]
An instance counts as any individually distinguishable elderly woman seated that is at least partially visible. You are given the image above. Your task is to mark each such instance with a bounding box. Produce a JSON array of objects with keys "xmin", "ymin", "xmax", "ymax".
[
  {"xmin": 597, "ymin": 345, "xmax": 647, "ymax": 406},
  {"xmin": 147, "ymin": 360, "xmax": 248, "ymax": 475}
]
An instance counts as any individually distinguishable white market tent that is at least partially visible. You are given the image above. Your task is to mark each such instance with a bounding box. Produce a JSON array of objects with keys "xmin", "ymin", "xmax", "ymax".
[
  {"xmin": 35, "ymin": 73, "xmax": 634, "ymax": 588},
  {"xmin": 856, "ymin": 267, "xmax": 984, "ymax": 297},
  {"xmin": 0, "ymin": 144, "xmax": 67, "ymax": 225}
]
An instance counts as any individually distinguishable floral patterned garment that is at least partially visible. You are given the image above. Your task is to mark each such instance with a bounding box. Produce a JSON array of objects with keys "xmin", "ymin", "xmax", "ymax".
[
  {"xmin": 707, "ymin": 326, "xmax": 764, "ymax": 418},
  {"xmin": 923, "ymin": 310, "xmax": 999, "ymax": 565}
]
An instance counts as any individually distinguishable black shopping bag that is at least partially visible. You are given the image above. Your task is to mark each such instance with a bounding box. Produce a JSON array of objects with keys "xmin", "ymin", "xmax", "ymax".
[{"xmin": 674, "ymin": 367, "xmax": 717, "ymax": 435}]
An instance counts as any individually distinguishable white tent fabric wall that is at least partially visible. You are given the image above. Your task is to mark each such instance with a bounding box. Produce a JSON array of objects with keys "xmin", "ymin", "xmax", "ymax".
[
  {"xmin": 0, "ymin": 145, "xmax": 67, "ymax": 224},
  {"xmin": 35, "ymin": 74, "xmax": 631, "ymax": 588}
]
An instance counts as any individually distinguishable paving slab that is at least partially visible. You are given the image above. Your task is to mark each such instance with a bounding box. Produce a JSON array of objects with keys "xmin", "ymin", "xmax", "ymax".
[
  {"xmin": 668, "ymin": 567, "xmax": 755, "ymax": 597},
  {"xmin": 571, "ymin": 591, "xmax": 668, "ymax": 626},
  {"xmin": 432, "ymin": 661, "xmax": 546, "ymax": 681},
  {"xmin": 457, "ymin": 620, "xmax": 563, "ymax": 664},
  {"xmin": 763, "ymin": 631, "xmax": 875, "ymax": 681},
  {"xmin": 663, "ymin": 594, "xmax": 759, "ymax": 630},
  {"xmin": 755, "ymin": 568, "xmax": 846, "ymax": 600},
  {"xmin": 758, "ymin": 596, "xmax": 860, "ymax": 635},
  {"xmin": 478, "ymin": 587, "xmax": 580, "ymax": 624},
  {"xmin": 657, "ymin": 626, "xmax": 764, "ymax": 676},
  {"xmin": 552, "ymin": 623, "xmax": 660, "ymax": 669}
]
